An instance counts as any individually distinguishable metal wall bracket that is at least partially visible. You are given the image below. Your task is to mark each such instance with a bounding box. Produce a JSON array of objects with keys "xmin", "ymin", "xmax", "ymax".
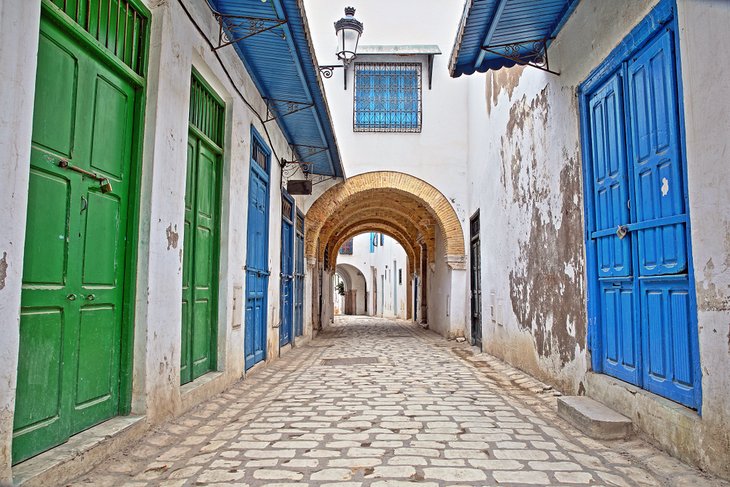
[
  {"xmin": 318, "ymin": 65, "xmax": 347, "ymax": 89},
  {"xmin": 263, "ymin": 98, "xmax": 314, "ymax": 123},
  {"xmin": 213, "ymin": 13, "xmax": 287, "ymax": 50},
  {"xmin": 481, "ymin": 37, "xmax": 559, "ymax": 75}
]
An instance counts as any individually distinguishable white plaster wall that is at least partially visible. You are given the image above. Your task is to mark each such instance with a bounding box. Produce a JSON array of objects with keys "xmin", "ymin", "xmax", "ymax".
[
  {"xmin": 464, "ymin": 0, "xmax": 730, "ymax": 478},
  {"xmin": 134, "ymin": 0, "xmax": 293, "ymax": 419},
  {"xmin": 0, "ymin": 1, "xmax": 42, "ymax": 480}
]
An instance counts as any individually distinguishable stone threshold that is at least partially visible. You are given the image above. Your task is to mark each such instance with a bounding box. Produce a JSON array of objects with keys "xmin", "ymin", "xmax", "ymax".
[
  {"xmin": 12, "ymin": 415, "xmax": 147, "ymax": 487},
  {"xmin": 180, "ymin": 371, "xmax": 227, "ymax": 414}
]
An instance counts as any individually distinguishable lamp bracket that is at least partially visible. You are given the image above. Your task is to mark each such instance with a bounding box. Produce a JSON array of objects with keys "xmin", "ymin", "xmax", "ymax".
[
  {"xmin": 318, "ymin": 65, "xmax": 344, "ymax": 79},
  {"xmin": 213, "ymin": 13, "xmax": 287, "ymax": 50},
  {"xmin": 263, "ymin": 98, "xmax": 314, "ymax": 123},
  {"xmin": 279, "ymin": 158, "xmax": 315, "ymax": 169},
  {"xmin": 481, "ymin": 37, "xmax": 559, "ymax": 75}
]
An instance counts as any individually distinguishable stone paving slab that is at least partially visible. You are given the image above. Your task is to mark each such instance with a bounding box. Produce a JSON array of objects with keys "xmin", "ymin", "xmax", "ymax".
[{"xmin": 65, "ymin": 316, "xmax": 728, "ymax": 487}]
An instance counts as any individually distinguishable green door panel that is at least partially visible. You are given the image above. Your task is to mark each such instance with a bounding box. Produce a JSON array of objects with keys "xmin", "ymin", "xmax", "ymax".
[
  {"xmin": 21, "ymin": 170, "xmax": 70, "ymax": 285},
  {"xmin": 181, "ymin": 135, "xmax": 221, "ymax": 384},
  {"xmin": 31, "ymin": 31, "xmax": 77, "ymax": 157},
  {"xmin": 81, "ymin": 192, "xmax": 121, "ymax": 285},
  {"xmin": 180, "ymin": 79, "xmax": 223, "ymax": 385},
  {"xmin": 14, "ymin": 10, "xmax": 140, "ymax": 464}
]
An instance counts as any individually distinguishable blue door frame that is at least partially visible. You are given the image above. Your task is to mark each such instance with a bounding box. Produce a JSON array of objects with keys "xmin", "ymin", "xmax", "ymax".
[
  {"xmin": 279, "ymin": 192, "xmax": 294, "ymax": 347},
  {"xmin": 294, "ymin": 210, "xmax": 305, "ymax": 337},
  {"xmin": 578, "ymin": 0, "xmax": 701, "ymax": 411},
  {"xmin": 245, "ymin": 127, "xmax": 271, "ymax": 370}
]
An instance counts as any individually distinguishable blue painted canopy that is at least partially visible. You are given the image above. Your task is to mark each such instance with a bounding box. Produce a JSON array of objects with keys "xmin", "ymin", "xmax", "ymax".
[
  {"xmin": 449, "ymin": 0, "xmax": 578, "ymax": 77},
  {"xmin": 210, "ymin": 0, "xmax": 343, "ymax": 177}
]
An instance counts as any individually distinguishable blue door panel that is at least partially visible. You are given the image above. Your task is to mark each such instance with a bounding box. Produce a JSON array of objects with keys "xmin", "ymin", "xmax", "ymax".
[
  {"xmin": 294, "ymin": 215, "xmax": 305, "ymax": 337},
  {"xmin": 627, "ymin": 30, "xmax": 687, "ymax": 277},
  {"xmin": 640, "ymin": 278, "xmax": 695, "ymax": 406},
  {"xmin": 245, "ymin": 135, "xmax": 270, "ymax": 370},
  {"xmin": 599, "ymin": 280, "xmax": 639, "ymax": 385},
  {"xmin": 589, "ymin": 73, "xmax": 631, "ymax": 279},
  {"xmin": 279, "ymin": 211, "xmax": 293, "ymax": 347}
]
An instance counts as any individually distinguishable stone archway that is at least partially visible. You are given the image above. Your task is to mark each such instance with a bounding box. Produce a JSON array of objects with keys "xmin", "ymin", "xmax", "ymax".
[{"xmin": 305, "ymin": 171, "xmax": 467, "ymax": 338}]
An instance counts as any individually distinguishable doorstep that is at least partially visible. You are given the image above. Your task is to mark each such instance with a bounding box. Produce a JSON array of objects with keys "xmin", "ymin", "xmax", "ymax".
[
  {"xmin": 557, "ymin": 395, "xmax": 633, "ymax": 440},
  {"xmin": 180, "ymin": 371, "xmax": 227, "ymax": 414},
  {"xmin": 12, "ymin": 415, "xmax": 147, "ymax": 487}
]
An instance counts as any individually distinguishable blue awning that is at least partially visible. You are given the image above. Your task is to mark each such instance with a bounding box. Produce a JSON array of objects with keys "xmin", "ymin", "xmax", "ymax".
[
  {"xmin": 209, "ymin": 0, "xmax": 343, "ymax": 177},
  {"xmin": 449, "ymin": 0, "xmax": 578, "ymax": 78}
]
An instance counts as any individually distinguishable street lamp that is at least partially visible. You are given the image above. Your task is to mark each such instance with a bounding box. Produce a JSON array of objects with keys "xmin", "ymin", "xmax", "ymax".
[{"xmin": 319, "ymin": 7, "xmax": 363, "ymax": 89}]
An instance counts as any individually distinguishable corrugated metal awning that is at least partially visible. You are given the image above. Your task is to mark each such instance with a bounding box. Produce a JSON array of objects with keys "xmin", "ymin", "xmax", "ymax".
[
  {"xmin": 449, "ymin": 0, "xmax": 578, "ymax": 78},
  {"xmin": 210, "ymin": 0, "xmax": 343, "ymax": 177}
]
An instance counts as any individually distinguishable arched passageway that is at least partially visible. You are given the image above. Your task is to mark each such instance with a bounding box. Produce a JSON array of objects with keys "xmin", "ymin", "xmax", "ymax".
[
  {"xmin": 305, "ymin": 172, "xmax": 467, "ymax": 338},
  {"xmin": 335, "ymin": 263, "xmax": 368, "ymax": 316}
]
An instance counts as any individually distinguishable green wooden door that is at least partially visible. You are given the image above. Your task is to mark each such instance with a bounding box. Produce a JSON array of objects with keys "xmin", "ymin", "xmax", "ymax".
[
  {"xmin": 14, "ymin": 7, "xmax": 143, "ymax": 464},
  {"xmin": 180, "ymin": 73, "xmax": 224, "ymax": 385}
]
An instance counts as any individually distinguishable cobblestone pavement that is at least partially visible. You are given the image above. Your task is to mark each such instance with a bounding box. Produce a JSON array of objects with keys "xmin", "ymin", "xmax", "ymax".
[{"xmin": 69, "ymin": 316, "xmax": 728, "ymax": 487}]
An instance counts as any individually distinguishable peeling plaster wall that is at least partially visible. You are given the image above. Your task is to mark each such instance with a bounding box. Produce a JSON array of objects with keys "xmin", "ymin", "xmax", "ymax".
[{"xmin": 465, "ymin": 0, "xmax": 730, "ymax": 478}]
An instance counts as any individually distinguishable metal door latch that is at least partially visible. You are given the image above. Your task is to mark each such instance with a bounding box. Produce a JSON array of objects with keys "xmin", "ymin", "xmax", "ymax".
[
  {"xmin": 58, "ymin": 160, "xmax": 113, "ymax": 194},
  {"xmin": 616, "ymin": 225, "xmax": 628, "ymax": 239}
]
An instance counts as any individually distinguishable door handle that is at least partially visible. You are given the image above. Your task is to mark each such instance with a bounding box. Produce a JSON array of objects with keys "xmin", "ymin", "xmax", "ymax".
[
  {"xmin": 58, "ymin": 160, "xmax": 113, "ymax": 194},
  {"xmin": 66, "ymin": 293, "xmax": 76, "ymax": 301}
]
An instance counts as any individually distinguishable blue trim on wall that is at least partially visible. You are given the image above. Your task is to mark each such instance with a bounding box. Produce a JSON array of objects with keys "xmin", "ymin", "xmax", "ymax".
[{"xmin": 578, "ymin": 0, "xmax": 702, "ymax": 412}]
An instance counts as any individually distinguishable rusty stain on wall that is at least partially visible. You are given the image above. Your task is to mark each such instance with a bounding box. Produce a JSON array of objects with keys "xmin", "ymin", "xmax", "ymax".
[
  {"xmin": 166, "ymin": 224, "xmax": 179, "ymax": 250},
  {"xmin": 0, "ymin": 252, "xmax": 7, "ymax": 290}
]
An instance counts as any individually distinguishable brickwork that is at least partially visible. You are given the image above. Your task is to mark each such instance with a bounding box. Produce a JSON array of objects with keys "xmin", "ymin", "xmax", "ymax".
[{"xmin": 305, "ymin": 172, "xmax": 465, "ymax": 268}]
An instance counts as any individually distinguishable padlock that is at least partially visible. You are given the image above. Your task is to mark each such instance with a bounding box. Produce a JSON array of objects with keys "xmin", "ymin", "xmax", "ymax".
[
  {"xmin": 100, "ymin": 178, "xmax": 113, "ymax": 194},
  {"xmin": 616, "ymin": 225, "xmax": 628, "ymax": 239}
]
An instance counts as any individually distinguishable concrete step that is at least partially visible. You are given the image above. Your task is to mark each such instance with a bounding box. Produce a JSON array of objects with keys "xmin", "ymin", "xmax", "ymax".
[{"xmin": 557, "ymin": 396, "xmax": 632, "ymax": 440}]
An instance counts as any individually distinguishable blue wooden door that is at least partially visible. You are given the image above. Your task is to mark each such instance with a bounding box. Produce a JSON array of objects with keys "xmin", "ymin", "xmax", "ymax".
[
  {"xmin": 587, "ymin": 28, "xmax": 699, "ymax": 409},
  {"xmin": 294, "ymin": 212, "xmax": 305, "ymax": 337},
  {"xmin": 588, "ymin": 71, "xmax": 640, "ymax": 386},
  {"xmin": 279, "ymin": 195, "xmax": 294, "ymax": 347},
  {"xmin": 245, "ymin": 134, "xmax": 270, "ymax": 370},
  {"xmin": 626, "ymin": 30, "xmax": 696, "ymax": 407}
]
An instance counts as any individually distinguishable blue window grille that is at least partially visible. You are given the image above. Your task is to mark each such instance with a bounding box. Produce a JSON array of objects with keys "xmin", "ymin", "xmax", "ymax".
[
  {"xmin": 354, "ymin": 63, "xmax": 422, "ymax": 132},
  {"xmin": 369, "ymin": 232, "xmax": 376, "ymax": 253}
]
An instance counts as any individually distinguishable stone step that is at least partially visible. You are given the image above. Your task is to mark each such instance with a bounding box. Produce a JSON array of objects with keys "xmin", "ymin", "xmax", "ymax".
[{"xmin": 557, "ymin": 396, "xmax": 633, "ymax": 440}]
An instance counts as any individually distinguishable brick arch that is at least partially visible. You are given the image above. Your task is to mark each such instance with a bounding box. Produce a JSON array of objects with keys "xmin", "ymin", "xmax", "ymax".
[
  {"xmin": 324, "ymin": 215, "xmax": 424, "ymax": 261},
  {"xmin": 318, "ymin": 196, "xmax": 436, "ymax": 256},
  {"xmin": 329, "ymin": 225, "xmax": 417, "ymax": 274},
  {"xmin": 306, "ymin": 171, "xmax": 464, "ymax": 263}
]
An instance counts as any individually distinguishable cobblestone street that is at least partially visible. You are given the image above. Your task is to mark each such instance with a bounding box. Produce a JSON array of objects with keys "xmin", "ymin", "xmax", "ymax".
[{"xmin": 69, "ymin": 317, "xmax": 727, "ymax": 487}]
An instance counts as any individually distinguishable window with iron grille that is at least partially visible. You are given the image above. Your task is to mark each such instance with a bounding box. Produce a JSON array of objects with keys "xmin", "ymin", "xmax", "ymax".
[
  {"xmin": 354, "ymin": 63, "xmax": 422, "ymax": 132},
  {"xmin": 339, "ymin": 238, "xmax": 354, "ymax": 255}
]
